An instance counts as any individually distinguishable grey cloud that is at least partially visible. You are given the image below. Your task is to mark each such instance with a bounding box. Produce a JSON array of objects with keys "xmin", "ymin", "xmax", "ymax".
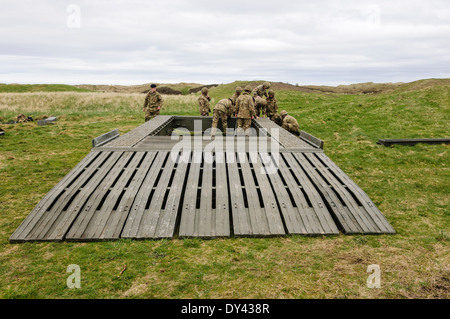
[{"xmin": 0, "ymin": 0, "xmax": 449, "ymax": 85}]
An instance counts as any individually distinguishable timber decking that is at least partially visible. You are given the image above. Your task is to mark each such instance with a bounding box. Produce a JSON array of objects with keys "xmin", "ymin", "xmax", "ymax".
[{"xmin": 10, "ymin": 116, "xmax": 395, "ymax": 242}]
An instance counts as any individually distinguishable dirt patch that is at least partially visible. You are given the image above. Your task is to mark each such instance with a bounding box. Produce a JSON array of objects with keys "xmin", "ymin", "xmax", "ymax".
[
  {"xmin": 420, "ymin": 275, "xmax": 450, "ymax": 298},
  {"xmin": 0, "ymin": 245, "xmax": 19, "ymax": 258}
]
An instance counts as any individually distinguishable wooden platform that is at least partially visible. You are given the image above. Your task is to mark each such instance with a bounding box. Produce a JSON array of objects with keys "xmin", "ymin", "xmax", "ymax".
[{"xmin": 10, "ymin": 116, "xmax": 395, "ymax": 242}]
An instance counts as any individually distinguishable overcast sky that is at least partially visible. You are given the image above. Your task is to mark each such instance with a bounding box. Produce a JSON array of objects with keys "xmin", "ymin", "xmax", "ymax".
[{"xmin": 1, "ymin": 0, "xmax": 449, "ymax": 86}]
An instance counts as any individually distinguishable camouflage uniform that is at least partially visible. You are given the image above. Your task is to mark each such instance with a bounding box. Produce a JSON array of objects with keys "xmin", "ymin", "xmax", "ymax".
[
  {"xmin": 281, "ymin": 111, "xmax": 300, "ymax": 136},
  {"xmin": 198, "ymin": 87, "xmax": 211, "ymax": 116},
  {"xmin": 235, "ymin": 86, "xmax": 255, "ymax": 135},
  {"xmin": 272, "ymin": 113, "xmax": 282, "ymax": 126},
  {"xmin": 266, "ymin": 90, "xmax": 278, "ymax": 119},
  {"xmin": 211, "ymin": 98, "xmax": 233, "ymax": 136},
  {"xmin": 230, "ymin": 86, "xmax": 242, "ymax": 116},
  {"xmin": 254, "ymin": 96, "xmax": 267, "ymax": 117},
  {"xmin": 252, "ymin": 82, "xmax": 270, "ymax": 98},
  {"xmin": 143, "ymin": 90, "xmax": 163, "ymax": 122}
]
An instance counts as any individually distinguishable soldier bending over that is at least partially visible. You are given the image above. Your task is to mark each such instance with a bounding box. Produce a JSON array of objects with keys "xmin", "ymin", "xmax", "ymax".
[
  {"xmin": 280, "ymin": 110, "xmax": 300, "ymax": 136},
  {"xmin": 211, "ymin": 98, "xmax": 234, "ymax": 136}
]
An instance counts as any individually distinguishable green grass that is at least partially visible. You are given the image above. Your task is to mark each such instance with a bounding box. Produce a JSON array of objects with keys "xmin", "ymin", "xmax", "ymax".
[
  {"xmin": 0, "ymin": 84, "xmax": 92, "ymax": 93},
  {"xmin": 0, "ymin": 81, "xmax": 449, "ymax": 299}
]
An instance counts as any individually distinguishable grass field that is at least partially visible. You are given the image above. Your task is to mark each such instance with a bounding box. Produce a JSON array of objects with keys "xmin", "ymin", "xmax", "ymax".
[{"xmin": 0, "ymin": 80, "xmax": 448, "ymax": 299}]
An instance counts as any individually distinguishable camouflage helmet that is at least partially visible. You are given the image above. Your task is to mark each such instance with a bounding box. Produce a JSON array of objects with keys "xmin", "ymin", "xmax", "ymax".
[
  {"xmin": 244, "ymin": 85, "xmax": 252, "ymax": 92},
  {"xmin": 235, "ymin": 86, "xmax": 243, "ymax": 93},
  {"xmin": 268, "ymin": 89, "xmax": 275, "ymax": 96},
  {"xmin": 201, "ymin": 87, "xmax": 209, "ymax": 95},
  {"xmin": 280, "ymin": 110, "xmax": 288, "ymax": 117},
  {"xmin": 263, "ymin": 82, "xmax": 271, "ymax": 89}
]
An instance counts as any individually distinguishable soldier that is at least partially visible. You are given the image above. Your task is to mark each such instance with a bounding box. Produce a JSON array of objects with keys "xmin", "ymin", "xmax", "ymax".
[
  {"xmin": 211, "ymin": 98, "xmax": 234, "ymax": 136},
  {"xmin": 254, "ymin": 96, "xmax": 267, "ymax": 117},
  {"xmin": 252, "ymin": 82, "xmax": 271, "ymax": 99},
  {"xmin": 230, "ymin": 86, "xmax": 242, "ymax": 116},
  {"xmin": 272, "ymin": 113, "xmax": 282, "ymax": 126},
  {"xmin": 198, "ymin": 87, "xmax": 211, "ymax": 116},
  {"xmin": 235, "ymin": 85, "xmax": 256, "ymax": 136},
  {"xmin": 280, "ymin": 110, "xmax": 300, "ymax": 136},
  {"xmin": 143, "ymin": 84, "xmax": 163, "ymax": 122},
  {"xmin": 266, "ymin": 89, "xmax": 278, "ymax": 119}
]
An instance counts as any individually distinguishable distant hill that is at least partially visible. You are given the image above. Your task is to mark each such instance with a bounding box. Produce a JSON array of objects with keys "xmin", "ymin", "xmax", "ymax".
[
  {"xmin": 1, "ymin": 79, "xmax": 448, "ymax": 95},
  {"xmin": 76, "ymin": 82, "xmax": 205, "ymax": 95},
  {"xmin": 217, "ymin": 78, "xmax": 450, "ymax": 95}
]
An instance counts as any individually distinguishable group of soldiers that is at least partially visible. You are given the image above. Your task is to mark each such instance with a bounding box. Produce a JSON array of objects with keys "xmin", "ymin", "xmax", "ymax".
[{"xmin": 143, "ymin": 82, "xmax": 300, "ymax": 136}]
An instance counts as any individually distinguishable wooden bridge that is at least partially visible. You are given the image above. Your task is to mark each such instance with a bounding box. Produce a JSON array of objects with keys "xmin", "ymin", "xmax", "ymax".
[{"xmin": 10, "ymin": 116, "xmax": 395, "ymax": 242}]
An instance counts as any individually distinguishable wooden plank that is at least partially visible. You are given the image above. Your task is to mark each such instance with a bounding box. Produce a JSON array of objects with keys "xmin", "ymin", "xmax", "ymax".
[
  {"xmin": 9, "ymin": 151, "xmax": 100, "ymax": 242},
  {"xmin": 184, "ymin": 153, "xmax": 231, "ymax": 238},
  {"xmin": 291, "ymin": 153, "xmax": 363, "ymax": 234},
  {"xmin": 277, "ymin": 153, "xmax": 319, "ymax": 234},
  {"xmin": 99, "ymin": 152, "xmax": 157, "ymax": 240},
  {"xmin": 226, "ymin": 152, "xmax": 252, "ymax": 236},
  {"xmin": 103, "ymin": 116, "xmax": 174, "ymax": 148},
  {"xmin": 135, "ymin": 152, "xmax": 176, "ymax": 238},
  {"xmin": 259, "ymin": 153, "xmax": 307, "ymax": 234},
  {"xmin": 238, "ymin": 152, "xmax": 268, "ymax": 235},
  {"xmin": 214, "ymin": 155, "xmax": 231, "ymax": 237},
  {"xmin": 24, "ymin": 151, "xmax": 113, "ymax": 241},
  {"xmin": 45, "ymin": 152, "xmax": 124, "ymax": 241},
  {"xmin": 285, "ymin": 152, "xmax": 355, "ymax": 233},
  {"xmin": 238, "ymin": 152, "xmax": 286, "ymax": 236},
  {"xmin": 300, "ymin": 130, "xmax": 324, "ymax": 149},
  {"xmin": 92, "ymin": 129, "xmax": 119, "ymax": 147},
  {"xmin": 304, "ymin": 152, "xmax": 379, "ymax": 233},
  {"xmin": 377, "ymin": 138, "xmax": 450, "ymax": 146},
  {"xmin": 250, "ymin": 155, "xmax": 285, "ymax": 235},
  {"xmin": 198, "ymin": 158, "xmax": 214, "ymax": 237},
  {"xmin": 154, "ymin": 154, "xmax": 189, "ymax": 238},
  {"xmin": 64, "ymin": 152, "xmax": 133, "ymax": 240},
  {"xmin": 263, "ymin": 153, "xmax": 332, "ymax": 235},
  {"xmin": 179, "ymin": 153, "xmax": 201, "ymax": 237},
  {"xmin": 71, "ymin": 152, "xmax": 144, "ymax": 240},
  {"xmin": 315, "ymin": 153, "xmax": 395, "ymax": 234},
  {"xmin": 87, "ymin": 152, "xmax": 146, "ymax": 239},
  {"xmin": 281, "ymin": 153, "xmax": 340, "ymax": 235},
  {"xmin": 120, "ymin": 152, "xmax": 167, "ymax": 238}
]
